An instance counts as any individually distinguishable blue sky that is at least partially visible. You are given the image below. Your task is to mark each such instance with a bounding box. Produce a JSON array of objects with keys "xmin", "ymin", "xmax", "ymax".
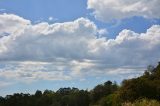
[
  {"xmin": 1, "ymin": 0, "xmax": 159, "ymax": 37},
  {"xmin": 0, "ymin": 0, "xmax": 160, "ymax": 96},
  {"xmin": 0, "ymin": 0, "xmax": 88, "ymax": 22}
]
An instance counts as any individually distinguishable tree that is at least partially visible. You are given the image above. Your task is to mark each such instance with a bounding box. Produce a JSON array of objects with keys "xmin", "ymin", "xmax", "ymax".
[
  {"xmin": 35, "ymin": 90, "xmax": 42, "ymax": 97},
  {"xmin": 119, "ymin": 63, "xmax": 160, "ymax": 102},
  {"xmin": 90, "ymin": 81, "xmax": 118, "ymax": 104}
]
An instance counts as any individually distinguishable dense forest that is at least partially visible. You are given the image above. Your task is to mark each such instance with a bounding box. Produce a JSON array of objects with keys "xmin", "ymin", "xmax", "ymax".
[{"xmin": 0, "ymin": 62, "xmax": 160, "ymax": 106}]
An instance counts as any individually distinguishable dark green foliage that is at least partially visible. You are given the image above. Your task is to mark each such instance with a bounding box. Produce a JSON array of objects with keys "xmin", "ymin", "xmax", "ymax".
[
  {"xmin": 35, "ymin": 90, "xmax": 42, "ymax": 97},
  {"xmin": 0, "ymin": 87, "xmax": 90, "ymax": 106},
  {"xmin": 118, "ymin": 63, "xmax": 160, "ymax": 102},
  {"xmin": 90, "ymin": 80, "xmax": 118, "ymax": 104},
  {"xmin": 57, "ymin": 88, "xmax": 90, "ymax": 106},
  {"xmin": 0, "ymin": 96, "xmax": 5, "ymax": 106},
  {"xmin": 98, "ymin": 94, "xmax": 120, "ymax": 106}
]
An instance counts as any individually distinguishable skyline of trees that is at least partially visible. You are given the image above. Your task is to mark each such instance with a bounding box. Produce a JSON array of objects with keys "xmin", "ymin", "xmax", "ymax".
[{"xmin": 0, "ymin": 62, "xmax": 160, "ymax": 106}]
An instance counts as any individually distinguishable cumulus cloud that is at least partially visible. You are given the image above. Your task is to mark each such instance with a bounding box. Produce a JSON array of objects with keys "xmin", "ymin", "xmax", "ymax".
[
  {"xmin": 0, "ymin": 14, "xmax": 160, "ymax": 85},
  {"xmin": 87, "ymin": 0, "xmax": 160, "ymax": 22},
  {"xmin": 0, "ymin": 13, "xmax": 30, "ymax": 35}
]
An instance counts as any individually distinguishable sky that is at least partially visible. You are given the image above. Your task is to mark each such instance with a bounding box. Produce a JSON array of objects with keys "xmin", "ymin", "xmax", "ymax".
[{"xmin": 0, "ymin": 0, "xmax": 160, "ymax": 96}]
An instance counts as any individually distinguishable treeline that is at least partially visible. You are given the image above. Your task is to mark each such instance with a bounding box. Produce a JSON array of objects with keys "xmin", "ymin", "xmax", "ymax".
[{"xmin": 0, "ymin": 62, "xmax": 160, "ymax": 106}]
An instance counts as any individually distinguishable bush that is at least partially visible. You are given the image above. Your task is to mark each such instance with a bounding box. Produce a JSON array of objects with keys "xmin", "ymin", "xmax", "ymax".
[
  {"xmin": 98, "ymin": 93, "xmax": 121, "ymax": 106},
  {"xmin": 123, "ymin": 99, "xmax": 160, "ymax": 106}
]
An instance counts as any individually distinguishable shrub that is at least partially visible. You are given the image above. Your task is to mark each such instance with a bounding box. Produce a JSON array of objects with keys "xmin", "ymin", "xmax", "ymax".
[{"xmin": 122, "ymin": 99, "xmax": 160, "ymax": 106}]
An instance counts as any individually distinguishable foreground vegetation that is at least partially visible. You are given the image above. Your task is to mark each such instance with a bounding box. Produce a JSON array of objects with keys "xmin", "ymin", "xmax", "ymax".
[
  {"xmin": 0, "ymin": 62, "xmax": 160, "ymax": 106},
  {"xmin": 122, "ymin": 99, "xmax": 160, "ymax": 106}
]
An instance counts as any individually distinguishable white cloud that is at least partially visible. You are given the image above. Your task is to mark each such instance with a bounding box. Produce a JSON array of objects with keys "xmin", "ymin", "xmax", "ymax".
[
  {"xmin": 48, "ymin": 17, "xmax": 53, "ymax": 21},
  {"xmin": 0, "ymin": 14, "xmax": 160, "ymax": 85},
  {"xmin": 98, "ymin": 29, "xmax": 108, "ymax": 37},
  {"xmin": 48, "ymin": 17, "xmax": 58, "ymax": 22},
  {"xmin": 0, "ymin": 13, "xmax": 30, "ymax": 34},
  {"xmin": 0, "ymin": 61, "xmax": 72, "ymax": 83},
  {"xmin": 87, "ymin": 0, "xmax": 160, "ymax": 22}
]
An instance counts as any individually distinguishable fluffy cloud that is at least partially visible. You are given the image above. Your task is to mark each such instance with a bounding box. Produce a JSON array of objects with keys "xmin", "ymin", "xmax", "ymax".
[
  {"xmin": 0, "ymin": 13, "xmax": 30, "ymax": 36},
  {"xmin": 0, "ymin": 14, "xmax": 98, "ymax": 61},
  {"xmin": 87, "ymin": 0, "xmax": 160, "ymax": 22},
  {"xmin": 0, "ymin": 14, "xmax": 160, "ymax": 84}
]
